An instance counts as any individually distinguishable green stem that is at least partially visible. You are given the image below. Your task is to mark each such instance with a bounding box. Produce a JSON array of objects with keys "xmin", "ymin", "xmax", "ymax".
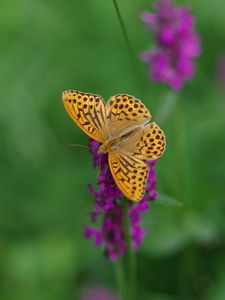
[
  {"xmin": 115, "ymin": 257, "xmax": 126, "ymax": 300},
  {"xmin": 112, "ymin": 0, "xmax": 145, "ymax": 98},
  {"xmin": 172, "ymin": 99, "xmax": 191, "ymax": 205},
  {"xmin": 123, "ymin": 199, "xmax": 137, "ymax": 300},
  {"xmin": 155, "ymin": 91, "xmax": 178, "ymax": 125}
]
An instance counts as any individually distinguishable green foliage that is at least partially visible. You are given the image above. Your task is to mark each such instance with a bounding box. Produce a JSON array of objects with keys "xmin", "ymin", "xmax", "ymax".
[{"xmin": 0, "ymin": 0, "xmax": 225, "ymax": 299}]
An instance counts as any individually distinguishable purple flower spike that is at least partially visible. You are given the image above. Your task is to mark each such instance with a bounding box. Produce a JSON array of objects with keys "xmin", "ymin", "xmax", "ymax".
[
  {"xmin": 80, "ymin": 286, "xmax": 118, "ymax": 300},
  {"xmin": 217, "ymin": 55, "xmax": 225, "ymax": 87},
  {"xmin": 141, "ymin": 0, "xmax": 201, "ymax": 90},
  {"xmin": 84, "ymin": 139, "xmax": 158, "ymax": 262}
]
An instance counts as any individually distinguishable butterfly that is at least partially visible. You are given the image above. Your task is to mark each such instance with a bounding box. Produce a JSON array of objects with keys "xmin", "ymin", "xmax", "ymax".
[{"xmin": 62, "ymin": 90, "xmax": 166, "ymax": 201}]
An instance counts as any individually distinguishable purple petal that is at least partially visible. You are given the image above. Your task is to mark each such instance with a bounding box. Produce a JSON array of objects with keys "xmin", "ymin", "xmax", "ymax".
[{"xmin": 141, "ymin": 12, "xmax": 158, "ymax": 26}]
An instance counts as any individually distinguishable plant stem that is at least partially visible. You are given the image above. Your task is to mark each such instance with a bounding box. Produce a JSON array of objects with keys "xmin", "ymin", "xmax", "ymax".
[
  {"xmin": 115, "ymin": 257, "xmax": 126, "ymax": 300},
  {"xmin": 155, "ymin": 91, "xmax": 178, "ymax": 125},
  {"xmin": 112, "ymin": 0, "xmax": 145, "ymax": 98},
  {"xmin": 123, "ymin": 199, "xmax": 137, "ymax": 300},
  {"xmin": 172, "ymin": 98, "xmax": 191, "ymax": 205}
]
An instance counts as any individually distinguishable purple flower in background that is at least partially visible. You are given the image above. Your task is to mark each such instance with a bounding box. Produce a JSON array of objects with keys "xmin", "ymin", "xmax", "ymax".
[
  {"xmin": 84, "ymin": 139, "xmax": 157, "ymax": 262},
  {"xmin": 141, "ymin": 0, "xmax": 201, "ymax": 90},
  {"xmin": 80, "ymin": 286, "xmax": 118, "ymax": 300},
  {"xmin": 217, "ymin": 55, "xmax": 225, "ymax": 86}
]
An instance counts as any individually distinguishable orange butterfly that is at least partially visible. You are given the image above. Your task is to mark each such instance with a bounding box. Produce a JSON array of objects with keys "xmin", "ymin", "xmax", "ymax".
[{"xmin": 62, "ymin": 90, "xmax": 166, "ymax": 201}]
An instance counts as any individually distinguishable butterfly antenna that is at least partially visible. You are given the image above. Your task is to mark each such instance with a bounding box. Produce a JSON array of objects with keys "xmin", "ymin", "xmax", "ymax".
[
  {"xmin": 68, "ymin": 143, "xmax": 99, "ymax": 151},
  {"xmin": 68, "ymin": 144, "xmax": 89, "ymax": 149}
]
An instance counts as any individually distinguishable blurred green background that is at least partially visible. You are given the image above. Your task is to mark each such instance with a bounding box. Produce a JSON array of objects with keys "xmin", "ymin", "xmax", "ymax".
[{"xmin": 1, "ymin": 0, "xmax": 225, "ymax": 299}]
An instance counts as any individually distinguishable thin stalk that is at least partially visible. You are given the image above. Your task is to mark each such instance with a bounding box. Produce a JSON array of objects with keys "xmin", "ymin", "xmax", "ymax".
[
  {"xmin": 112, "ymin": 0, "xmax": 145, "ymax": 98},
  {"xmin": 123, "ymin": 199, "xmax": 137, "ymax": 300},
  {"xmin": 172, "ymin": 99, "xmax": 191, "ymax": 205},
  {"xmin": 155, "ymin": 91, "xmax": 178, "ymax": 125},
  {"xmin": 115, "ymin": 257, "xmax": 126, "ymax": 300},
  {"xmin": 172, "ymin": 99, "xmax": 196, "ymax": 296}
]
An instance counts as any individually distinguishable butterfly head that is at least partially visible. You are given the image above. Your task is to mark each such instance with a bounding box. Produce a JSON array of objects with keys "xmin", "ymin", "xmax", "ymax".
[
  {"xmin": 97, "ymin": 138, "xmax": 119, "ymax": 154},
  {"xmin": 97, "ymin": 143, "xmax": 108, "ymax": 154}
]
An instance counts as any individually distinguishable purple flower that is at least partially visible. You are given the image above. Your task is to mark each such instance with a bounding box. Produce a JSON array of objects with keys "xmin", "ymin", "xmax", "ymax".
[
  {"xmin": 80, "ymin": 286, "xmax": 118, "ymax": 300},
  {"xmin": 217, "ymin": 55, "xmax": 225, "ymax": 87},
  {"xmin": 84, "ymin": 139, "xmax": 158, "ymax": 262},
  {"xmin": 141, "ymin": 0, "xmax": 201, "ymax": 90}
]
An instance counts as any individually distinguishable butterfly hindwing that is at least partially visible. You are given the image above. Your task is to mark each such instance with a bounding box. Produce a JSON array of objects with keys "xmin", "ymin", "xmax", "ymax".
[
  {"xmin": 108, "ymin": 151, "xmax": 149, "ymax": 201},
  {"xmin": 62, "ymin": 90, "xmax": 107, "ymax": 143},
  {"xmin": 105, "ymin": 94, "xmax": 151, "ymax": 138},
  {"xmin": 116, "ymin": 122, "xmax": 166, "ymax": 160},
  {"xmin": 138, "ymin": 122, "xmax": 166, "ymax": 159}
]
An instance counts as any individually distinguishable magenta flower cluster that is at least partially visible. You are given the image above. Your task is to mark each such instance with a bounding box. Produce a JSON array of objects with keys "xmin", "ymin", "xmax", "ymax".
[
  {"xmin": 217, "ymin": 55, "xmax": 225, "ymax": 87},
  {"xmin": 84, "ymin": 139, "xmax": 157, "ymax": 262},
  {"xmin": 80, "ymin": 286, "xmax": 118, "ymax": 300},
  {"xmin": 141, "ymin": 0, "xmax": 201, "ymax": 90}
]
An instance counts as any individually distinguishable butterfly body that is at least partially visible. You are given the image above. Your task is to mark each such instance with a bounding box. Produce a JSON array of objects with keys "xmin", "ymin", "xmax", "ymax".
[
  {"xmin": 98, "ymin": 137, "xmax": 120, "ymax": 154},
  {"xmin": 98, "ymin": 126, "xmax": 139, "ymax": 154},
  {"xmin": 62, "ymin": 90, "xmax": 166, "ymax": 201}
]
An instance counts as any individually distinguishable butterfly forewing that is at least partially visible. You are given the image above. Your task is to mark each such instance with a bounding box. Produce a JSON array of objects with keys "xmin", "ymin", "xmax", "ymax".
[
  {"xmin": 105, "ymin": 94, "xmax": 151, "ymax": 138},
  {"xmin": 108, "ymin": 152, "xmax": 149, "ymax": 201},
  {"xmin": 62, "ymin": 90, "xmax": 107, "ymax": 143}
]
